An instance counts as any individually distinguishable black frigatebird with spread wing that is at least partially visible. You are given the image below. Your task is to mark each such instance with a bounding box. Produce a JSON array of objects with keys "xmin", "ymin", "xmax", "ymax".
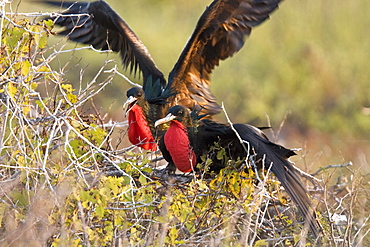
[{"xmin": 45, "ymin": 0, "xmax": 283, "ymax": 150}]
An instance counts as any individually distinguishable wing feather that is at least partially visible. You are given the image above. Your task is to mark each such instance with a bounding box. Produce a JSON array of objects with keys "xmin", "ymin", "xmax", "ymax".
[
  {"xmin": 45, "ymin": 1, "xmax": 166, "ymax": 87},
  {"xmin": 168, "ymin": 0, "xmax": 282, "ymax": 115}
]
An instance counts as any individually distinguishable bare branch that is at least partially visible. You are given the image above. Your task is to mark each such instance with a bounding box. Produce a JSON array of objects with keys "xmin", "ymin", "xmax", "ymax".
[{"xmin": 311, "ymin": 162, "xmax": 353, "ymax": 177}]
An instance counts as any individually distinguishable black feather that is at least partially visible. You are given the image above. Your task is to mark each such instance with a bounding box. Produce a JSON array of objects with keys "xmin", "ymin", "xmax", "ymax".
[{"xmin": 157, "ymin": 105, "xmax": 321, "ymax": 238}]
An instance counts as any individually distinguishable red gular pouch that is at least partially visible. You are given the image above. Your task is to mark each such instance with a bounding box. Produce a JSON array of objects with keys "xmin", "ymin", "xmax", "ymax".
[
  {"xmin": 127, "ymin": 104, "xmax": 157, "ymax": 151},
  {"xmin": 164, "ymin": 120, "xmax": 196, "ymax": 172}
]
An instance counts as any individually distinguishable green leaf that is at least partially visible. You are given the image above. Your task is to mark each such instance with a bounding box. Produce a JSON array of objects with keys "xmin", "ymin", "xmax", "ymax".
[
  {"xmin": 216, "ymin": 148, "xmax": 226, "ymax": 160},
  {"xmin": 21, "ymin": 59, "xmax": 32, "ymax": 76},
  {"xmin": 35, "ymin": 99, "xmax": 45, "ymax": 111},
  {"xmin": 61, "ymin": 84, "xmax": 74, "ymax": 93},
  {"xmin": 254, "ymin": 239, "xmax": 268, "ymax": 246},
  {"xmin": 10, "ymin": 189, "xmax": 31, "ymax": 207},
  {"xmin": 43, "ymin": 19, "xmax": 54, "ymax": 28},
  {"xmin": 95, "ymin": 205, "xmax": 105, "ymax": 218},
  {"xmin": 168, "ymin": 227, "xmax": 178, "ymax": 244},
  {"xmin": 5, "ymin": 27, "xmax": 24, "ymax": 48},
  {"xmin": 138, "ymin": 175, "xmax": 147, "ymax": 185},
  {"xmin": 7, "ymin": 83, "xmax": 17, "ymax": 100}
]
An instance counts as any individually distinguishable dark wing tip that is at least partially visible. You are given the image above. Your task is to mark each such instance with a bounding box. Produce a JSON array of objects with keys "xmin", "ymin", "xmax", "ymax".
[{"xmin": 43, "ymin": 0, "xmax": 165, "ymax": 83}]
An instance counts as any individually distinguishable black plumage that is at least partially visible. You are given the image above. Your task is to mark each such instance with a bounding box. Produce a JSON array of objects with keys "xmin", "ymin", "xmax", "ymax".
[{"xmin": 155, "ymin": 105, "xmax": 321, "ymax": 238}]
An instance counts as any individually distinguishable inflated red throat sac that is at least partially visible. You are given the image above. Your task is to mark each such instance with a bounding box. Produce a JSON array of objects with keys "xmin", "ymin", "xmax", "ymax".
[
  {"xmin": 164, "ymin": 121, "xmax": 196, "ymax": 173},
  {"xmin": 127, "ymin": 104, "xmax": 157, "ymax": 151}
]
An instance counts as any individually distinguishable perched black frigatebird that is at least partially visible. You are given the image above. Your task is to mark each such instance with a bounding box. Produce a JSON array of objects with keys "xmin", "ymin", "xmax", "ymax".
[
  {"xmin": 44, "ymin": 0, "xmax": 284, "ymax": 150},
  {"xmin": 155, "ymin": 105, "xmax": 321, "ymax": 238}
]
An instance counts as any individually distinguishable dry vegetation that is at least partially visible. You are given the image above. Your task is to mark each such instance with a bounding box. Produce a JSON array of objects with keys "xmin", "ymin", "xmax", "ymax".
[{"xmin": 0, "ymin": 1, "xmax": 369, "ymax": 246}]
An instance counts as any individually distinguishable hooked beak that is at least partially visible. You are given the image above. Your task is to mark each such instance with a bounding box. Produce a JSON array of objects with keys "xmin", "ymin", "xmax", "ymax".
[
  {"xmin": 123, "ymin": 96, "xmax": 138, "ymax": 116},
  {"xmin": 154, "ymin": 113, "xmax": 176, "ymax": 128}
]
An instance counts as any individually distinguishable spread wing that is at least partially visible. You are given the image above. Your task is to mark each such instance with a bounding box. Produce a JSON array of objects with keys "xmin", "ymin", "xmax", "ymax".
[
  {"xmin": 45, "ymin": 1, "xmax": 166, "ymax": 87},
  {"xmin": 167, "ymin": 0, "xmax": 282, "ymax": 115}
]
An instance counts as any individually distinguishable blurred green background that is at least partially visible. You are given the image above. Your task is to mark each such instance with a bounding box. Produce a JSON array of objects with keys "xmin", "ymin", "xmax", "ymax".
[{"xmin": 15, "ymin": 0, "xmax": 370, "ymax": 172}]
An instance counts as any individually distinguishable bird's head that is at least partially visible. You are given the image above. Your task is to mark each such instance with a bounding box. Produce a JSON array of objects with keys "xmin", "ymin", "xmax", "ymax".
[
  {"xmin": 155, "ymin": 105, "xmax": 191, "ymax": 127},
  {"xmin": 124, "ymin": 87, "xmax": 145, "ymax": 116}
]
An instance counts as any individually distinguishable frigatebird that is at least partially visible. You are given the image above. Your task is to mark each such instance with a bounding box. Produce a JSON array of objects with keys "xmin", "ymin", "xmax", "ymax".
[
  {"xmin": 45, "ymin": 0, "xmax": 283, "ymax": 150},
  {"xmin": 155, "ymin": 105, "xmax": 321, "ymax": 238}
]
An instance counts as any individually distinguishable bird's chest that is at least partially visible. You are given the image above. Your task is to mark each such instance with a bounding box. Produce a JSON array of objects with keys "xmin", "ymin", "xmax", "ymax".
[
  {"xmin": 164, "ymin": 121, "xmax": 196, "ymax": 172},
  {"xmin": 127, "ymin": 105, "xmax": 156, "ymax": 150}
]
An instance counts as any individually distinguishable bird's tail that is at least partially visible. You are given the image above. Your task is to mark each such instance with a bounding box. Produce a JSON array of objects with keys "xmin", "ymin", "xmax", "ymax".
[
  {"xmin": 233, "ymin": 124, "xmax": 321, "ymax": 239},
  {"xmin": 272, "ymin": 158, "xmax": 321, "ymax": 239}
]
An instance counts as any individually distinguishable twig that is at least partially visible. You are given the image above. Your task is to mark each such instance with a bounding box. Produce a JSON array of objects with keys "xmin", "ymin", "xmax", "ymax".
[
  {"xmin": 97, "ymin": 121, "xmax": 128, "ymax": 129},
  {"xmin": 221, "ymin": 102, "xmax": 250, "ymax": 157},
  {"xmin": 292, "ymin": 164, "xmax": 322, "ymax": 183},
  {"xmin": 104, "ymin": 66, "xmax": 142, "ymax": 88},
  {"xmin": 311, "ymin": 162, "xmax": 353, "ymax": 177}
]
